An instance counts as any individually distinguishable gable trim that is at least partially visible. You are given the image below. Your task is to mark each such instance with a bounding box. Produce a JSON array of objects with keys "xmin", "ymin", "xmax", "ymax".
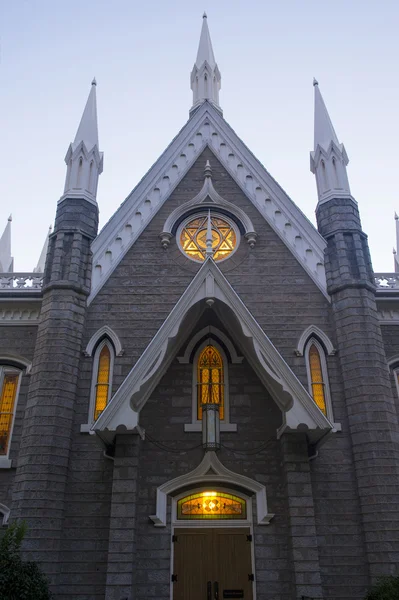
[{"xmin": 88, "ymin": 103, "xmax": 329, "ymax": 305}]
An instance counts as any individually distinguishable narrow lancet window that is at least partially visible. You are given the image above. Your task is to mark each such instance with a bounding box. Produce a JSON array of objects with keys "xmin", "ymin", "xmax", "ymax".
[
  {"xmin": 197, "ymin": 345, "xmax": 224, "ymax": 420},
  {"xmin": 0, "ymin": 371, "xmax": 19, "ymax": 455},
  {"xmin": 308, "ymin": 343, "xmax": 327, "ymax": 415},
  {"xmin": 94, "ymin": 345, "xmax": 111, "ymax": 420}
]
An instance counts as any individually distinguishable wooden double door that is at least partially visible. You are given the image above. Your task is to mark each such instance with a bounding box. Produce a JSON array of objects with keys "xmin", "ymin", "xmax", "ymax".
[{"xmin": 172, "ymin": 527, "xmax": 253, "ymax": 600}]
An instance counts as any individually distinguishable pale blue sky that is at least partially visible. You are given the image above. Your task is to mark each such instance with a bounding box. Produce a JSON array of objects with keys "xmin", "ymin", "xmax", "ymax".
[{"xmin": 1, "ymin": 0, "xmax": 399, "ymax": 272}]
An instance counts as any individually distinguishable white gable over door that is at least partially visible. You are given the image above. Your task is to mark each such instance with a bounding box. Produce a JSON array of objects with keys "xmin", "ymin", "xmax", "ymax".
[{"xmin": 89, "ymin": 102, "xmax": 328, "ymax": 305}]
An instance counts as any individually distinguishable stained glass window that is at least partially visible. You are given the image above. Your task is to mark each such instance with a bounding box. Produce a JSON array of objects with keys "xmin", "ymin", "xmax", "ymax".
[
  {"xmin": 94, "ymin": 345, "xmax": 111, "ymax": 421},
  {"xmin": 197, "ymin": 345, "xmax": 224, "ymax": 420},
  {"xmin": 180, "ymin": 214, "xmax": 237, "ymax": 262},
  {"xmin": 309, "ymin": 343, "xmax": 327, "ymax": 415},
  {"xmin": 0, "ymin": 371, "xmax": 19, "ymax": 455},
  {"xmin": 177, "ymin": 491, "xmax": 246, "ymax": 520}
]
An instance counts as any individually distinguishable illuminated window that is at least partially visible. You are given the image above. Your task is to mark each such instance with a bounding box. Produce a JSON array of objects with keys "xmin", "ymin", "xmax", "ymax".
[
  {"xmin": 0, "ymin": 367, "xmax": 20, "ymax": 456},
  {"xmin": 305, "ymin": 338, "xmax": 331, "ymax": 417},
  {"xmin": 179, "ymin": 213, "xmax": 238, "ymax": 262},
  {"xmin": 177, "ymin": 491, "xmax": 246, "ymax": 520},
  {"xmin": 89, "ymin": 340, "xmax": 114, "ymax": 424},
  {"xmin": 197, "ymin": 345, "xmax": 224, "ymax": 420}
]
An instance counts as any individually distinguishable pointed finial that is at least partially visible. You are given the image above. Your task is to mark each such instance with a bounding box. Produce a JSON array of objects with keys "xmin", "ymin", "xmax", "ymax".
[
  {"xmin": 205, "ymin": 210, "xmax": 214, "ymax": 257},
  {"xmin": 394, "ymin": 248, "xmax": 397, "ymax": 255},
  {"xmin": 91, "ymin": 77, "xmax": 97, "ymax": 86},
  {"xmin": 204, "ymin": 159, "xmax": 212, "ymax": 179},
  {"xmin": 8, "ymin": 214, "xmax": 12, "ymax": 222},
  {"xmin": 395, "ymin": 212, "xmax": 398, "ymax": 220},
  {"xmin": 203, "ymin": 11, "xmax": 207, "ymax": 18},
  {"xmin": 313, "ymin": 77, "xmax": 318, "ymax": 87}
]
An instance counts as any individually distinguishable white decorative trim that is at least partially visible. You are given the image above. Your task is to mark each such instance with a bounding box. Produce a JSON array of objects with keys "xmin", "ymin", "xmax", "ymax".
[
  {"xmin": 0, "ymin": 457, "xmax": 12, "ymax": 469},
  {"xmin": 0, "ymin": 307, "xmax": 41, "ymax": 324},
  {"xmin": 84, "ymin": 326, "xmax": 124, "ymax": 357},
  {"xmin": 295, "ymin": 325, "xmax": 336, "ymax": 357},
  {"xmin": 378, "ymin": 309, "xmax": 399, "ymax": 324},
  {"xmin": 161, "ymin": 171, "xmax": 256, "ymax": 242},
  {"xmin": 150, "ymin": 451, "xmax": 274, "ymax": 527},
  {"xmin": 93, "ymin": 258, "xmax": 333, "ymax": 444},
  {"xmin": 177, "ymin": 326, "xmax": 243, "ymax": 364},
  {"xmin": 88, "ymin": 103, "xmax": 329, "ymax": 305},
  {"xmin": 0, "ymin": 354, "xmax": 32, "ymax": 374},
  {"xmin": 80, "ymin": 339, "xmax": 115, "ymax": 433},
  {"xmin": 0, "ymin": 503, "xmax": 10, "ymax": 524},
  {"xmin": 387, "ymin": 355, "xmax": 399, "ymax": 368}
]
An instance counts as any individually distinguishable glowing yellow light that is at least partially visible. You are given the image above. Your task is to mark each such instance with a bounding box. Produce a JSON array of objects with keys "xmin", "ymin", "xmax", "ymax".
[
  {"xmin": 202, "ymin": 491, "xmax": 217, "ymax": 497},
  {"xmin": 180, "ymin": 215, "xmax": 237, "ymax": 262}
]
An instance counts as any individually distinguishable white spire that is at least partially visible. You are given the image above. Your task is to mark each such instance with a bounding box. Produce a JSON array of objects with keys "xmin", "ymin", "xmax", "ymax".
[
  {"xmin": 190, "ymin": 14, "xmax": 222, "ymax": 117},
  {"xmin": 310, "ymin": 79, "xmax": 352, "ymax": 205},
  {"xmin": 33, "ymin": 225, "xmax": 52, "ymax": 273},
  {"xmin": 205, "ymin": 210, "xmax": 214, "ymax": 257},
  {"xmin": 73, "ymin": 78, "xmax": 99, "ymax": 152},
  {"xmin": 196, "ymin": 13, "xmax": 216, "ymax": 68},
  {"xmin": 61, "ymin": 79, "xmax": 104, "ymax": 205},
  {"xmin": 0, "ymin": 215, "xmax": 13, "ymax": 273}
]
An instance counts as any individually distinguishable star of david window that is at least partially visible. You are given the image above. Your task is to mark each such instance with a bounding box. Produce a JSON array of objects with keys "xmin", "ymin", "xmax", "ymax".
[
  {"xmin": 178, "ymin": 213, "xmax": 238, "ymax": 262},
  {"xmin": 177, "ymin": 491, "xmax": 247, "ymax": 520}
]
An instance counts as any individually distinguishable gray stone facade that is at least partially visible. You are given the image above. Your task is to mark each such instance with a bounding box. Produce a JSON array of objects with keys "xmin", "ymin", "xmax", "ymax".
[{"xmin": 0, "ymin": 147, "xmax": 398, "ymax": 600}]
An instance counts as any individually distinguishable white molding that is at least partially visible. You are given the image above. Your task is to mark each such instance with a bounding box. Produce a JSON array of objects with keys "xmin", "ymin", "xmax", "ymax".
[
  {"xmin": 88, "ymin": 103, "xmax": 329, "ymax": 305},
  {"xmin": 387, "ymin": 355, "xmax": 399, "ymax": 368},
  {"xmin": 81, "ymin": 339, "xmax": 115, "ymax": 433},
  {"xmin": 84, "ymin": 325, "xmax": 124, "ymax": 357},
  {"xmin": 92, "ymin": 258, "xmax": 333, "ymax": 443},
  {"xmin": 0, "ymin": 503, "xmax": 10, "ymax": 523},
  {"xmin": 0, "ymin": 457, "xmax": 12, "ymax": 469},
  {"xmin": 150, "ymin": 451, "xmax": 274, "ymax": 527},
  {"xmin": 177, "ymin": 326, "xmax": 243, "ymax": 364},
  {"xmin": 161, "ymin": 173, "xmax": 256, "ymax": 241},
  {"xmin": 0, "ymin": 354, "xmax": 32, "ymax": 373},
  {"xmin": 296, "ymin": 325, "xmax": 336, "ymax": 357},
  {"xmin": 0, "ymin": 307, "xmax": 41, "ymax": 324}
]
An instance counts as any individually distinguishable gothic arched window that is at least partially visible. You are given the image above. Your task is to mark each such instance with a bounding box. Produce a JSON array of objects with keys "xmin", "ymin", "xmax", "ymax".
[
  {"xmin": 0, "ymin": 367, "xmax": 21, "ymax": 457},
  {"xmin": 93, "ymin": 343, "xmax": 112, "ymax": 421},
  {"xmin": 305, "ymin": 338, "xmax": 332, "ymax": 418},
  {"xmin": 197, "ymin": 345, "xmax": 225, "ymax": 421}
]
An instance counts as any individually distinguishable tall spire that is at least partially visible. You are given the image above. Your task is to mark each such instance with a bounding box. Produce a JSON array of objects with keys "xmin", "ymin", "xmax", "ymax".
[
  {"xmin": 0, "ymin": 215, "xmax": 13, "ymax": 273},
  {"xmin": 73, "ymin": 78, "xmax": 99, "ymax": 152},
  {"xmin": 190, "ymin": 14, "xmax": 222, "ymax": 117},
  {"xmin": 310, "ymin": 79, "xmax": 351, "ymax": 205},
  {"xmin": 33, "ymin": 225, "xmax": 52, "ymax": 273},
  {"xmin": 61, "ymin": 79, "xmax": 104, "ymax": 205}
]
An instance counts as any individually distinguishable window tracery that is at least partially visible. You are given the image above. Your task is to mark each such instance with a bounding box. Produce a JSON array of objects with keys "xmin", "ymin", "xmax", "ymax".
[
  {"xmin": 179, "ymin": 213, "xmax": 238, "ymax": 262},
  {"xmin": 197, "ymin": 345, "xmax": 225, "ymax": 420},
  {"xmin": 177, "ymin": 491, "xmax": 246, "ymax": 520},
  {"xmin": 305, "ymin": 338, "xmax": 332, "ymax": 419}
]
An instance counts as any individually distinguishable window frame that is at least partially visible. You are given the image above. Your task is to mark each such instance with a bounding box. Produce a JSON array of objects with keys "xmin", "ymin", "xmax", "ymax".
[
  {"xmin": 304, "ymin": 337, "xmax": 333, "ymax": 422},
  {"xmin": 0, "ymin": 365, "xmax": 22, "ymax": 469},
  {"xmin": 81, "ymin": 338, "xmax": 115, "ymax": 433},
  {"xmin": 176, "ymin": 211, "xmax": 240, "ymax": 264},
  {"xmin": 184, "ymin": 339, "xmax": 237, "ymax": 432}
]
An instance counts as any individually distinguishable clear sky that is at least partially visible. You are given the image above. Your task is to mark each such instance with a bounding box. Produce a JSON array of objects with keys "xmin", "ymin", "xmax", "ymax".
[{"xmin": 1, "ymin": 0, "xmax": 399, "ymax": 272}]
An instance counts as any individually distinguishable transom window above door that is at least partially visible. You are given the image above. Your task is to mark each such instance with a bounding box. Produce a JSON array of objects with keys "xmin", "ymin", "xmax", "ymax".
[
  {"xmin": 177, "ymin": 491, "xmax": 247, "ymax": 520},
  {"xmin": 178, "ymin": 213, "xmax": 238, "ymax": 262}
]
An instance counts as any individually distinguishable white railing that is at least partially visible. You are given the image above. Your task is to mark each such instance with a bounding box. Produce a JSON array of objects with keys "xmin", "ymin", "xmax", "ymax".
[
  {"xmin": 374, "ymin": 273, "xmax": 399, "ymax": 290},
  {"xmin": 0, "ymin": 273, "xmax": 44, "ymax": 291}
]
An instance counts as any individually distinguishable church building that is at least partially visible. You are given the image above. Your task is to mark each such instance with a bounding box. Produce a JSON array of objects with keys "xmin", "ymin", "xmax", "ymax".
[{"xmin": 1, "ymin": 14, "xmax": 399, "ymax": 600}]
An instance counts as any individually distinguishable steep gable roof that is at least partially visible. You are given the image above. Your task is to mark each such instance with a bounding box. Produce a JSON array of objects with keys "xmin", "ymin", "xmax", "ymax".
[
  {"xmin": 89, "ymin": 102, "xmax": 328, "ymax": 304},
  {"xmin": 93, "ymin": 258, "xmax": 333, "ymax": 445}
]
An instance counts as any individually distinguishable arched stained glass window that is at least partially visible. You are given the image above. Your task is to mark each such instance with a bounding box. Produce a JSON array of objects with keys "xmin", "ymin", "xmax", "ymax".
[
  {"xmin": 0, "ymin": 370, "xmax": 19, "ymax": 456},
  {"xmin": 197, "ymin": 345, "xmax": 224, "ymax": 420},
  {"xmin": 94, "ymin": 345, "xmax": 111, "ymax": 421},
  {"xmin": 308, "ymin": 343, "xmax": 327, "ymax": 416},
  {"xmin": 180, "ymin": 214, "xmax": 237, "ymax": 262},
  {"xmin": 177, "ymin": 491, "xmax": 246, "ymax": 520}
]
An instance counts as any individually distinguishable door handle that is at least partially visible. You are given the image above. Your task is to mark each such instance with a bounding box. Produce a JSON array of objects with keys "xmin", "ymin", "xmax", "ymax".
[
  {"xmin": 207, "ymin": 581, "xmax": 212, "ymax": 600},
  {"xmin": 214, "ymin": 581, "xmax": 219, "ymax": 600}
]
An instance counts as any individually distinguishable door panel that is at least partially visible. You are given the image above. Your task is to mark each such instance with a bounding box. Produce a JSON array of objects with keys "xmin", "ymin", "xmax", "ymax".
[
  {"xmin": 173, "ymin": 529, "xmax": 213, "ymax": 600},
  {"xmin": 173, "ymin": 528, "xmax": 253, "ymax": 600}
]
